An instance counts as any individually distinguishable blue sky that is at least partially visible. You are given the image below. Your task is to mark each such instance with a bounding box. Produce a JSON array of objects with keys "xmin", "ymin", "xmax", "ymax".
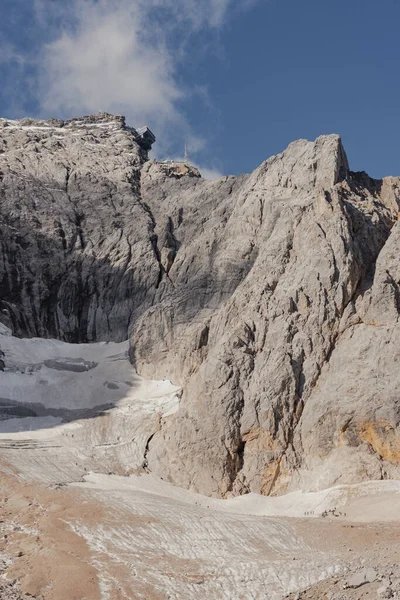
[{"xmin": 0, "ymin": 0, "xmax": 399, "ymax": 179}]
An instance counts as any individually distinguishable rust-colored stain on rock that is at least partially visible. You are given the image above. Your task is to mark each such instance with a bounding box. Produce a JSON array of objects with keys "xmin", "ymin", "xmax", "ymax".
[{"xmin": 359, "ymin": 420, "xmax": 400, "ymax": 462}]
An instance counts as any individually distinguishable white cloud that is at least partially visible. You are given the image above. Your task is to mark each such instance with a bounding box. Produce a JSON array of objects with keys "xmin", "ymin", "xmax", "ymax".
[
  {"xmin": 41, "ymin": 4, "xmax": 182, "ymax": 130},
  {"xmin": 33, "ymin": 0, "xmax": 258, "ymax": 163},
  {"xmin": 38, "ymin": 3, "xmax": 177, "ymax": 126},
  {"xmin": 198, "ymin": 166, "xmax": 224, "ymax": 180}
]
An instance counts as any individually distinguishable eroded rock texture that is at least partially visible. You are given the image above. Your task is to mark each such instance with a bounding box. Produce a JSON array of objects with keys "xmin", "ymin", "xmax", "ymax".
[
  {"xmin": 0, "ymin": 114, "xmax": 158, "ymax": 342},
  {"xmin": 1, "ymin": 114, "xmax": 400, "ymax": 497}
]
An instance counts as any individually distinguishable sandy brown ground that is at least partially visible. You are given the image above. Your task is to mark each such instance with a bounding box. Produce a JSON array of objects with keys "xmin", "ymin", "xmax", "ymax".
[
  {"xmin": 0, "ymin": 469, "xmax": 103, "ymax": 600},
  {"xmin": 286, "ymin": 519, "xmax": 400, "ymax": 599},
  {"xmin": 1, "ymin": 466, "xmax": 400, "ymax": 600},
  {"xmin": 0, "ymin": 470, "xmax": 196, "ymax": 600}
]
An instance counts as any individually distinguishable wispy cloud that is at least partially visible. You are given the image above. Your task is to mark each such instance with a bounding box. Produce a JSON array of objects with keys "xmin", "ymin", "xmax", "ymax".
[
  {"xmin": 198, "ymin": 166, "xmax": 224, "ymax": 180},
  {"xmin": 40, "ymin": 2, "xmax": 183, "ymax": 134},
  {"xmin": 13, "ymin": 0, "xmax": 259, "ymax": 168}
]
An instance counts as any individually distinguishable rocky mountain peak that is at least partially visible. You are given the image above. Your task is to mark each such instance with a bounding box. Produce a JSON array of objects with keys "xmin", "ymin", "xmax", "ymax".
[
  {"xmin": 255, "ymin": 134, "xmax": 349, "ymax": 192},
  {"xmin": 0, "ymin": 111, "xmax": 125, "ymax": 130},
  {"xmin": 0, "ymin": 112, "xmax": 156, "ymax": 158}
]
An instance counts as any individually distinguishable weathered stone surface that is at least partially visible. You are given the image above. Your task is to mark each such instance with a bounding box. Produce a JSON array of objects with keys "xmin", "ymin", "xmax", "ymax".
[
  {"xmin": 1, "ymin": 115, "xmax": 400, "ymax": 498},
  {"xmin": 0, "ymin": 113, "xmax": 157, "ymax": 342},
  {"xmin": 294, "ymin": 216, "xmax": 400, "ymax": 491},
  {"xmin": 134, "ymin": 138, "xmax": 400, "ymax": 496},
  {"xmin": 346, "ymin": 567, "xmax": 377, "ymax": 588}
]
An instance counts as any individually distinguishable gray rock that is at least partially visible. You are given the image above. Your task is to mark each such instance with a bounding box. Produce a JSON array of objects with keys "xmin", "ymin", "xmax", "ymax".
[
  {"xmin": 377, "ymin": 585, "xmax": 394, "ymax": 598},
  {"xmin": 0, "ymin": 113, "xmax": 157, "ymax": 342},
  {"xmin": 135, "ymin": 137, "xmax": 400, "ymax": 496},
  {"xmin": 1, "ymin": 113, "xmax": 400, "ymax": 498},
  {"xmin": 346, "ymin": 568, "xmax": 377, "ymax": 588},
  {"xmin": 43, "ymin": 358, "xmax": 98, "ymax": 372}
]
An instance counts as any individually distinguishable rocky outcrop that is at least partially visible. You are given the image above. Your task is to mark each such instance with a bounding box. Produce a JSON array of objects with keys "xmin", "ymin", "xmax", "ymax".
[
  {"xmin": 0, "ymin": 113, "xmax": 158, "ymax": 342},
  {"xmin": 1, "ymin": 114, "xmax": 400, "ymax": 497},
  {"xmin": 297, "ymin": 203, "xmax": 400, "ymax": 491},
  {"xmin": 131, "ymin": 138, "xmax": 400, "ymax": 496}
]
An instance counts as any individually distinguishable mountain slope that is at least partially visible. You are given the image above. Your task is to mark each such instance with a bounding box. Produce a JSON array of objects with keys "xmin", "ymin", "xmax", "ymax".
[{"xmin": 1, "ymin": 113, "xmax": 400, "ymax": 498}]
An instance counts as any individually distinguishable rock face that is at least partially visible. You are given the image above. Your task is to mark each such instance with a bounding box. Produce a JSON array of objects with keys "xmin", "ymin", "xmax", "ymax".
[
  {"xmin": 1, "ymin": 114, "xmax": 400, "ymax": 497},
  {"xmin": 0, "ymin": 113, "xmax": 158, "ymax": 342}
]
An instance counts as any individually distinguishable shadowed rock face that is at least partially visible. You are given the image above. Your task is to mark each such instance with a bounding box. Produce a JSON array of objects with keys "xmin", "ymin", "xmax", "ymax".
[
  {"xmin": 0, "ymin": 113, "xmax": 157, "ymax": 342},
  {"xmin": 1, "ymin": 114, "xmax": 400, "ymax": 497}
]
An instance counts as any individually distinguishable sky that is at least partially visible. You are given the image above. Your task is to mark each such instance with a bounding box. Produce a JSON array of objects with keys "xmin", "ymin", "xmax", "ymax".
[{"xmin": 0, "ymin": 0, "xmax": 399, "ymax": 179}]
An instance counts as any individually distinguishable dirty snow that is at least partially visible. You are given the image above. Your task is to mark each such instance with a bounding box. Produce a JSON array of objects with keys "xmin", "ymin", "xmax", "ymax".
[{"xmin": 1, "ymin": 330, "xmax": 400, "ymax": 599}]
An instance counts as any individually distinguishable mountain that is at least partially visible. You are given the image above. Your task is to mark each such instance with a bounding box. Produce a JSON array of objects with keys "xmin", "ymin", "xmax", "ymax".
[{"xmin": 1, "ymin": 112, "xmax": 400, "ymax": 500}]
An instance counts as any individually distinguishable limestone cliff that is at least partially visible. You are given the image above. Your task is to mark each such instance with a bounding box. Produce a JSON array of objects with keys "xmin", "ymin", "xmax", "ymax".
[
  {"xmin": 1, "ymin": 113, "xmax": 400, "ymax": 497},
  {"xmin": 0, "ymin": 113, "xmax": 156, "ymax": 342}
]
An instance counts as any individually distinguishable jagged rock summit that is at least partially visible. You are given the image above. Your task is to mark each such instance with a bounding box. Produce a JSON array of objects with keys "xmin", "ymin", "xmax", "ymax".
[{"xmin": 1, "ymin": 113, "xmax": 400, "ymax": 498}]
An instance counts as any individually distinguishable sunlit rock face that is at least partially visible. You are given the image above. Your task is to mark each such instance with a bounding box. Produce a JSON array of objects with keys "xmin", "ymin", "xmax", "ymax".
[{"xmin": 1, "ymin": 114, "xmax": 400, "ymax": 497}]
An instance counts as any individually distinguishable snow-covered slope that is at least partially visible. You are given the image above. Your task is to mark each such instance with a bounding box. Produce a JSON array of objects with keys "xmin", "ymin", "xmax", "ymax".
[
  {"xmin": 2, "ymin": 328, "xmax": 400, "ymax": 599},
  {"xmin": 0, "ymin": 328, "xmax": 180, "ymax": 481}
]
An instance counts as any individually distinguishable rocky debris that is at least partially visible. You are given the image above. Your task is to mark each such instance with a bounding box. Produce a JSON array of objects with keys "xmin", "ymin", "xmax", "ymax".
[
  {"xmin": 0, "ymin": 582, "xmax": 32, "ymax": 600},
  {"xmin": 346, "ymin": 567, "xmax": 377, "ymax": 588},
  {"xmin": 43, "ymin": 358, "xmax": 98, "ymax": 372},
  {"xmin": 378, "ymin": 585, "xmax": 394, "ymax": 598},
  {"xmin": 157, "ymin": 160, "xmax": 201, "ymax": 178},
  {"xmin": 0, "ymin": 558, "xmax": 31, "ymax": 600},
  {"xmin": 1, "ymin": 115, "xmax": 400, "ymax": 498},
  {"xmin": 286, "ymin": 564, "xmax": 400, "ymax": 600},
  {"xmin": 0, "ymin": 324, "xmax": 12, "ymax": 337}
]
